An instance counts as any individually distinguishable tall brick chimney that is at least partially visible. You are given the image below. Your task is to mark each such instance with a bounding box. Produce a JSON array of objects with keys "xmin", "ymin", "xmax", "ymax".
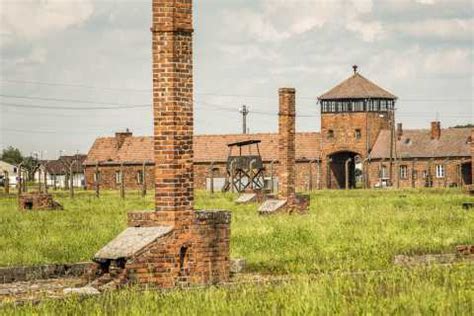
[
  {"xmin": 431, "ymin": 121, "xmax": 441, "ymax": 140},
  {"xmin": 152, "ymin": 0, "xmax": 194, "ymax": 227},
  {"xmin": 278, "ymin": 88, "xmax": 296, "ymax": 200},
  {"xmin": 115, "ymin": 129, "xmax": 132, "ymax": 149},
  {"xmin": 397, "ymin": 123, "xmax": 403, "ymax": 140},
  {"xmin": 93, "ymin": 0, "xmax": 231, "ymax": 289}
]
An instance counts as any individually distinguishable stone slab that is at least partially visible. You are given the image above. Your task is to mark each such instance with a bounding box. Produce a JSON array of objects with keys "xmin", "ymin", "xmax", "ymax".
[
  {"xmin": 258, "ymin": 199, "xmax": 287, "ymax": 215},
  {"xmin": 235, "ymin": 193, "xmax": 257, "ymax": 204},
  {"xmin": 64, "ymin": 286, "xmax": 100, "ymax": 296},
  {"xmin": 94, "ymin": 226, "xmax": 172, "ymax": 261}
]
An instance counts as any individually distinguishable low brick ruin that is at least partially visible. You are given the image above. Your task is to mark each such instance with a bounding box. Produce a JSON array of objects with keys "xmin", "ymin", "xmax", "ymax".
[
  {"xmin": 259, "ymin": 89, "xmax": 310, "ymax": 215},
  {"xmin": 92, "ymin": 0, "xmax": 231, "ymax": 290},
  {"xmin": 18, "ymin": 193, "xmax": 62, "ymax": 211}
]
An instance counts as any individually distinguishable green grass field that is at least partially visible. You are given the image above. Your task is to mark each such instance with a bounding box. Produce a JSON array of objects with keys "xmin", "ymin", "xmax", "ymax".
[{"xmin": 0, "ymin": 189, "xmax": 473, "ymax": 314}]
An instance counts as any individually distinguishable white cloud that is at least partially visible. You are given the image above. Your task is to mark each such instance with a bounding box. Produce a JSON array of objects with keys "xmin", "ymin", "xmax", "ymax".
[
  {"xmin": 423, "ymin": 49, "xmax": 472, "ymax": 75},
  {"xmin": 222, "ymin": 0, "xmax": 381, "ymax": 43},
  {"xmin": 391, "ymin": 18, "xmax": 473, "ymax": 40},
  {"xmin": 0, "ymin": 0, "xmax": 94, "ymax": 40}
]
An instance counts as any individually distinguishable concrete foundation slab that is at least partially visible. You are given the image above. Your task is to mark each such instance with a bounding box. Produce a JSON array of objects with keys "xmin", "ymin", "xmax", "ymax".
[
  {"xmin": 258, "ymin": 199, "xmax": 287, "ymax": 215},
  {"xmin": 235, "ymin": 193, "xmax": 257, "ymax": 204}
]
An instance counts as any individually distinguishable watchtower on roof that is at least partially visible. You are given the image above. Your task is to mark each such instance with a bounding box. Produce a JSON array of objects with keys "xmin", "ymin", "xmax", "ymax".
[{"xmin": 318, "ymin": 66, "xmax": 398, "ymax": 189}]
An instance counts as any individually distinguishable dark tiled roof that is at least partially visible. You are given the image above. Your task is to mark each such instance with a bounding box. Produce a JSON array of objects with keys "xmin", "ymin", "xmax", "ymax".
[
  {"xmin": 84, "ymin": 133, "xmax": 322, "ymax": 165},
  {"xmin": 370, "ymin": 128, "xmax": 472, "ymax": 159},
  {"xmin": 319, "ymin": 73, "xmax": 397, "ymax": 100}
]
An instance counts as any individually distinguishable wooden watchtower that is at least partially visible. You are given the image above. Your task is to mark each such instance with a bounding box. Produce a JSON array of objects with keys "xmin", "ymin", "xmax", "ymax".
[{"xmin": 222, "ymin": 140, "xmax": 265, "ymax": 193}]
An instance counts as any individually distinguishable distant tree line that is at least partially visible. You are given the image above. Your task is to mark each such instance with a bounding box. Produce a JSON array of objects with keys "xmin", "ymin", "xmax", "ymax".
[{"xmin": 451, "ymin": 123, "xmax": 474, "ymax": 129}]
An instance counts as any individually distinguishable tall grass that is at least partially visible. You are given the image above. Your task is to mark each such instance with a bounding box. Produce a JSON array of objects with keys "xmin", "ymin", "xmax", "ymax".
[
  {"xmin": 1, "ymin": 189, "xmax": 473, "ymax": 314},
  {"xmin": 2, "ymin": 265, "xmax": 472, "ymax": 315},
  {"xmin": 0, "ymin": 189, "xmax": 472, "ymax": 273}
]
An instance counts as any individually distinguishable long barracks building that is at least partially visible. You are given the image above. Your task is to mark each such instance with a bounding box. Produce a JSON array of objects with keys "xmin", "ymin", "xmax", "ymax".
[{"xmin": 84, "ymin": 67, "xmax": 473, "ymax": 191}]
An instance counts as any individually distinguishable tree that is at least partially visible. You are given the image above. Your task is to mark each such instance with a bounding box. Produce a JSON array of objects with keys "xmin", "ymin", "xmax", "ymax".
[
  {"xmin": 452, "ymin": 123, "xmax": 474, "ymax": 129},
  {"xmin": 0, "ymin": 146, "xmax": 23, "ymax": 165}
]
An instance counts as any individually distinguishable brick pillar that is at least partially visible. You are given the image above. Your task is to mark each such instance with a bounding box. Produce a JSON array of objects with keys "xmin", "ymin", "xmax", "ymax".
[
  {"xmin": 278, "ymin": 88, "xmax": 296, "ymax": 200},
  {"xmin": 152, "ymin": 0, "xmax": 194, "ymax": 227}
]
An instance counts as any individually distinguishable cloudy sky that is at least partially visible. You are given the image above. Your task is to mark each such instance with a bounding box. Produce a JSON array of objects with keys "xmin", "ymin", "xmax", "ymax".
[{"xmin": 0, "ymin": 0, "xmax": 472, "ymax": 159}]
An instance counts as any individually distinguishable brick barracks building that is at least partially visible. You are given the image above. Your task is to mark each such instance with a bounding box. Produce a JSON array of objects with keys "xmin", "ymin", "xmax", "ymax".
[{"xmin": 84, "ymin": 67, "xmax": 473, "ymax": 191}]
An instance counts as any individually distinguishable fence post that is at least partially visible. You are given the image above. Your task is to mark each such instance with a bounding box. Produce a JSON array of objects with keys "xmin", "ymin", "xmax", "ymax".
[
  {"xmin": 141, "ymin": 161, "xmax": 147, "ymax": 197},
  {"xmin": 345, "ymin": 158, "xmax": 351, "ymax": 190},
  {"xmin": 69, "ymin": 162, "xmax": 75, "ymax": 199},
  {"xmin": 4, "ymin": 170, "xmax": 9, "ymax": 194},
  {"xmin": 120, "ymin": 162, "xmax": 125, "ymax": 199},
  {"xmin": 95, "ymin": 162, "xmax": 100, "ymax": 198}
]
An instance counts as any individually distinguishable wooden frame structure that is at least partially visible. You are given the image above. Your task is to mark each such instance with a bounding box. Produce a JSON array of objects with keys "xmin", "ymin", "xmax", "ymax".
[{"xmin": 222, "ymin": 140, "xmax": 265, "ymax": 192}]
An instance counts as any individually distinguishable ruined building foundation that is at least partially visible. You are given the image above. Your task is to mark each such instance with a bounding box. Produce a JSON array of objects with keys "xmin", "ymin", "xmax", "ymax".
[{"xmin": 93, "ymin": 0, "xmax": 231, "ymax": 289}]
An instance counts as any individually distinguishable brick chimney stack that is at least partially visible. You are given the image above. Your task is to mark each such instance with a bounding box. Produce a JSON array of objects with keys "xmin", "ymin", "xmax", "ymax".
[
  {"xmin": 152, "ymin": 0, "xmax": 194, "ymax": 226},
  {"xmin": 278, "ymin": 88, "xmax": 296, "ymax": 200},
  {"xmin": 115, "ymin": 129, "xmax": 132, "ymax": 149},
  {"xmin": 397, "ymin": 123, "xmax": 403, "ymax": 140},
  {"xmin": 431, "ymin": 121, "xmax": 441, "ymax": 140}
]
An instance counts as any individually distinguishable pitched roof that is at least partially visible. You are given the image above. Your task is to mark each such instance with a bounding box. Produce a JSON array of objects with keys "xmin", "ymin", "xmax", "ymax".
[
  {"xmin": 370, "ymin": 128, "xmax": 472, "ymax": 159},
  {"xmin": 319, "ymin": 73, "xmax": 397, "ymax": 100},
  {"xmin": 84, "ymin": 132, "xmax": 322, "ymax": 165},
  {"xmin": 42, "ymin": 155, "xmax": 87, "ymax": 175}
]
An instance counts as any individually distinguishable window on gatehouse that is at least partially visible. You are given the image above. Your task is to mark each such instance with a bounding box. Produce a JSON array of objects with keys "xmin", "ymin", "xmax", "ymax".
[
  {"xmin": 327, "ymin": 130, "xmax": 334, "ymax": 139},
  {"xmin": 355, "ymin": 129, "xmax": 361, "ymax": 139}
]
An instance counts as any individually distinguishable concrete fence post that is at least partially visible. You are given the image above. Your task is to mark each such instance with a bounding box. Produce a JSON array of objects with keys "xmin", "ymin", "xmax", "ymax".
[
  {"xmin": 95, "ymin": 162, "xmax": 100, "ymax": 198},
  {"xmin": 345, "ymin": 158, "xmax": 351, "ymax": 190},
  {"xmin": 120, "ymin": 162, "xmax": 125, "ymax": 199},
  {"xmin": 69, "ymin": 162, "xmax": 75, "ymax": 199},
  {"xmin": 141, "ymin": 161, "xmax": 147, "ymax": 197},
  {"xmin": 4, "ymin": 170, "xmax": 9, "ymax": 194}
]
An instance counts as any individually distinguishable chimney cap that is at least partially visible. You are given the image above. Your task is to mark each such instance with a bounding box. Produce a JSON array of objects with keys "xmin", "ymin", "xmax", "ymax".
[{"xmin": 352, "ymin": 65, "xmax": 358, "ymax": 74}]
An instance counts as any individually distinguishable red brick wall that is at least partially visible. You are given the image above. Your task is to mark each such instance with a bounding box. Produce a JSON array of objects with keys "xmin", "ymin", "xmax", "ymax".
[
  {"xmin": 321, "ymin": 112, "xmax": 390, "ymax": 158},
  {"xmin": 126, "ymin": 211, "xmax": 231, "ymax": 288},
  {"xmin": 84, "ymin": 165, "xmax": 155, "ymax": 191},
  {"xmin": 367, "ymin": 157, "xmax": 472, "ymax": 188}
]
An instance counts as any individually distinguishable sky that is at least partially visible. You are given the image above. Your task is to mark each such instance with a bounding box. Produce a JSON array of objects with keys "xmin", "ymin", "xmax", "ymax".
[{"xmin": 0, "ymin": 0, "xmax": 472, "ymax": 159}]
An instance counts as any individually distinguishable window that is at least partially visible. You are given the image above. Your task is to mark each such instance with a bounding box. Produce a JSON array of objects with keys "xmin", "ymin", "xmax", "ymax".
[
  {"xmin": 353, "ymin": 101, "xmax": 364, "ymax": 112},
  {"xmin": 137, "ymin": 170, "xmax": 144, "ymax": 184},
  {"xmin": 412, "ymin": 170, "xmax": 418, "ymax": 180},
  {"xmin": 115, "ymin": 171, "xmax": 122, "ymax": 184},
  {"xmin": 422, "ymin": 170, "xmax": 428, "ymax": 179},
  {"xmin": 399, "ymin": 165, "xmax": 408, "ymax": 179},
  {"xmin": 355, "ymin": 129, "xmax": 361, "ymax": 139},
  {"xmin": 13, "ymin": 167, "xmax": 17, "ymax": 173},
  {"xmin": 327, "ymin": 130, "xmax": 334, "ymax": 139},
  {"xmin": 436, "ymin": 165, "xmax": 445, "ymax": 178}
]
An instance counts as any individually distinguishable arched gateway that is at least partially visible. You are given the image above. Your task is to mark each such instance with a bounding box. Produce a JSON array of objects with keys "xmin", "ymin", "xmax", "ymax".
[{"xmin": 327, "ymin": 151, "xmax": 361, "ymax": 189}]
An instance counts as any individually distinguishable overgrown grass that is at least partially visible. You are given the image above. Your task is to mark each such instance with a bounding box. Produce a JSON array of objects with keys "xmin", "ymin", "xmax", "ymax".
[
  {"xmin": 1, "ymin": 188, "xmax": 473, "ymax": 314},
  {"xmin": 0, "ymin": 189, "xmax": 472, "ymax": 273},
  {"xmin": 2, "ymin": 265, "xmax": 472, "ymax": 315}
]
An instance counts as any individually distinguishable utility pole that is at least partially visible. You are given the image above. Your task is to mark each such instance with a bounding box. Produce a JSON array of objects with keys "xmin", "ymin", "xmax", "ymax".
[{"xmin": 240, "ymin": 105, "xmax": 249, "ymax": 134}]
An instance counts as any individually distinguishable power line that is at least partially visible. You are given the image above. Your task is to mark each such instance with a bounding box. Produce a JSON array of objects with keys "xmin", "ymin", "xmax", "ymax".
[
  {"xmin": 0, "ymin": 94, "xmax": 149, "ymax": 107},
  {"xmin": 0, "ymin": 102, "xmax": 151, "ymax": 110},
  {"xmin": 1, "ymin": 79, "xmax": 150, "ymax": 93},
  {"xmin": 2, "ymin": 79, "xmax": 472, "ymax": 102}
]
